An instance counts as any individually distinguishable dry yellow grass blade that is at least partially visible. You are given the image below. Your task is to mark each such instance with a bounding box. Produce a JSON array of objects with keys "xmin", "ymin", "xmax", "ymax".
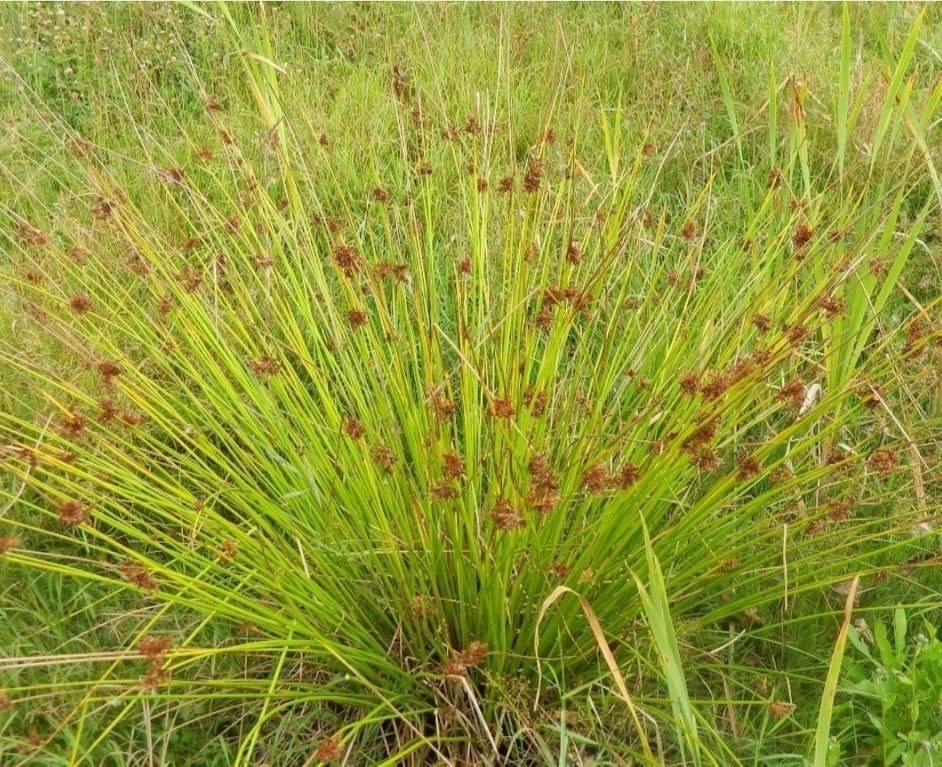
[{"xmin": 535, "ymin": 585, "xmax": 656, "ymax": 764}]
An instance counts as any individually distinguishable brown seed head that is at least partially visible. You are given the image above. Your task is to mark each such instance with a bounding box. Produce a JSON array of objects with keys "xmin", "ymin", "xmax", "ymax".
[
  {"xmin": 219, "ymin": 539, "xmax": 238, "ymax": 560},
  {"xmin": 442, "ymin": 450, "xmax": 465, "ymax": 479},
  {"xmin": 70, "ymin": 294, "xmax": 93, "ymax": 314},
  {"xmin": 491, "ymin": 497, "xmax": 525, "ymax": 531},
  {"xmin": 736, "ymin": 455, "xmax": 762, "ymax": 481},
  {"xmin": 793, "ymin": 224, "xmax": 814, "ymax": 250},
  {"xmin": 566, "ymin": 242, "xmax": 584, "ymax": 264},
  {"xmin": 333, "ymin": 244, "xmax": 361, "ymax": 277},
  {"xmin": 373, "ymin": 445, "xmax": 397, "ymax": 473},
  {"xmin": 138, "ymin": 635, "xmax": 173, "ymax": 659},
  {"xmin": 347, "ymin": 308, "xmax": 368, "ymax": 330},
  {"xmin": 57, "ymin": 500, "xmax": 89, "ymax": 527},
  {"xmin": 582, "ymin": 463, "xmax": 611, "ymax": 495},
  {"xmin": 616, "ymin": 462, "xmax": 641, "ymax": 489},
  {"xmin": 679, "ymin": 373, "xmax": 700, "ymax": 395},
  {"xmin": 315, "ymin": 737, "xmax": 343, "ymax": 763},
  {"xmin": 250, "ymin": 355, "xmax": 280, "ymax": 377},
  {"xmin": 491, "ymin": 397, "xmax": 515, "ymax": 418},
  {"xmin": 58, "ymin": 409, "xmax": 87, "ymax": 439},
  {"xmin": 120, "ymin": 562, "xmax": 157, "ymax": 594},
  {"xmin": 343, "ymin": 418, "xmax": 364, "ymax": 439},
  {"xmin": 523, "ymin": 157, "xmax": 543, "ymax": 193},
  {"xmin": 0, "ymin": 537, "xmax": 18, "ymax": 556},
  {"xmin": 752, "ymin": 314, "xmax": 772, "ymax": 332},
  {"xmin": 867, "ymin": 448, "xmax": 898, "ymax": 476},
  {"xmin": 97, "ymin": 359, "xmax": 122, "ymax": 378}
]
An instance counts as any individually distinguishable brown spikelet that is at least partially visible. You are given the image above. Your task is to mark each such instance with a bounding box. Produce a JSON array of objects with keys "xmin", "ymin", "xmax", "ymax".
[
  {"xmin": 522, "ymin": 157, "xmax": 543, "ymax": 193},
  {"xmin": 138, "ymin": 635, "xmax": 173, "ymax": 660},
  {"xmin": 0, "ymin": 536, "xmax": 18, "ymax": 556},
  {"xmin": 816, "ymin": 296, "xmax": 845, "ymax": 319},
  {"xmin": 372, "ymin": 186, "xmax": 389, "ymax": 204},
  {"xmin": 582, "ymin": 463, "xmax": 611, "ymax": 495},
  {"xmin": 736, "ymin": 455, "xmax": 762, "ymax": 481},
  {"xmin": 176, "ymin": 265, "xmax": 202, "ymax": 294},
  {"xmin": 120, "ymin": 411, "xmax": 146, "ymax": 426},
  {"xmin": 315, "ymin": 737, "xmax": 343, "ymax": 763},
  {"xmin": 691, "ymin": 449, "xmax": 720, "ymax": 472},
  {"xmin": 903, "ymin": 318, "xmax": 924, "ymax": 354},
  {"xmin": 0, "ymin": 691, "xmax": 10, "ymax": 711},
  {"xmin": 69, "ymin": 294, "xmax": 93, "ymax": 314},
  {"xmin": 97, "ymin": 359, "xmax": 122, "ymax": 378},
  {"xmin": 248, "ymin": 253, "xmax": 272, "ymax": 271},
  {"xmin": 343, "ymin": 418, "xmax": 364, "ymax": 439},
  {"xmin": 793, "ymin": 223, "xmax": 814, "ymax": 250},
  {"xmin": 373, "ymin": 445, "xmax": 397, "ymax": 473},
  {"xmin": 616, "ymin": 462, "xmax": 641, "ymax": 489},
  {"xmin": 768, "ymin": 701, "xmax": 795, "ymax": 720},
  {"xmin": 566, "ymin": 242, "xmax": 584, "ymax": 264},
  {"xmin": 491, "ymin": 397, "xmax": 515, "ymax": 418},
  {"xmin": 777, "ymin": 378, "xmax": 806, "ymax": 411},
  {"xmin": 16, "ymin": 222, "xmax": 47, "ymax": 246},
  {"xmin": 58, "ymin": 409, "xmax": 86, "ymax": 439},
  {"xmin": 679, "ymin": 373, "xmax": 700, "ymax": 395},
  {"xmin": 700, "ymin": 373, "xmax": 731, "ymax": 401},
  {"xmin": 528, "ymin": 453, "xmax": 560, "ymax": 514},
  {"xmin": 250, "ymin": 355, "xmax": 280, "ymax": 377},
  {"xmin": 333, "ymin": 244, "xmax": 361, "ymax": 277},
  {"xmin": 549, "ymin": 561, "xmax": 570, "ymax": 579},
  {"xmin": 430, "ymin": 481, "xmax": 456, "ymax": 501},
  {"xmin": 498, "ymin": 176, "xmax": 513, "ymax": 194},
  {"xmin": 784, "ymin": 323, "xmax": 809, "ymax": 345},
  {"xmin": 57, "ymin": 500, "xmax": 89, "ymax": 527},
  {"xmin": 681, "ymin": 220, "xmax": 698, "ymax": 241},
  {"xmin": 68, "ymin": 245, "xmax": 89, "ymax": 265},
  {"xmin": 442, "ymin": 450, "xmax": 465, "ymax": 479},
  {"xmin": 491, "ymin": 497, "xmax": 525, "ymax": 531},
  {"xmin": 158, "ymin": 167, "xmax": 185, "ymax": 185},
  {"xmin": 140, "ymin": 658, "xmax": 169, "ymax": 691},
  {"xmin": 431, "ymin": 389, "xmax": 455, "ymax": 419},
  {"xmin": 682, "ymin": 420, "xmax": 717, "ymax": 455},
  {"xmin": 347, "ymin": 308, "xmax": 368, "ymax": 330},
  {"xmin": 465, "ymin": 115, "xmax": 482, "ymax": 135},
  {"xmin": 218, "ymin": 539, "xmax": 238, "ymax": 561},
  {"xmin": 120, "ymin": 562, "xmax": 156, "ymax": 594},
  {"xmin": 752, "ymin": 313, "xmax": 772, "ymax": 332},
  {"xmin": 179, "ymin": 235, "xmax": 202, "ymax": 254},
  {"xmin": 392, "ymin": 63, "xmax": 410, "ymax": 103},
  {"xmin": 867, "ymin": 448, "xmax": 898, "ymax": 476},
  {"xmin": 70, "ymin": 136, "xmax": 94, "ymax": 157},
  {"xmin": 524, "ymin": 387, "xmax": 547, "ymax": 417},
  {"xmin": 826, "ymin": 500, "xmax": 854, "ymax": 523}
]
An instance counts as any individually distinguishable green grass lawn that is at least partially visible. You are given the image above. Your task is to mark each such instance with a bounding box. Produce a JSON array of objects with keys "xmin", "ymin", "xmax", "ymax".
[{"xmin": 1, "ymin": 4, "xmax": 940, "ymax": 765}]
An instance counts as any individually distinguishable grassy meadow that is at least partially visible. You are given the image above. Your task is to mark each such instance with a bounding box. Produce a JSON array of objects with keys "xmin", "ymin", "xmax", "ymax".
[{"xmin": 1, "ymin": 3, "xmax": 941, "ymax": 765}]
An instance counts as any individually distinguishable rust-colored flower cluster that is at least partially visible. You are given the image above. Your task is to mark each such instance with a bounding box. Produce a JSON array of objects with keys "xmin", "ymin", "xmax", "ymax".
[
  {"xmin": 120, "ymin": 562, "xmax": 157, "ymax": 594},
  {"xmin": 527, "ymin": 453, "xmax": 560, "ymax": 515},
  {"xmin": 491, "ymin": 496, "xmax": 525, "ymax": 531},
  {"xmin": 442, "ymin": 640, "xmax": 487, "ymax": 676},
  {"xmin": 138, "ymin": 635, "xmax": 172, "ymax": 691},
  {"xmin": 57, "ymin": 500, "xmax": 89, "ymax": 527}
]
